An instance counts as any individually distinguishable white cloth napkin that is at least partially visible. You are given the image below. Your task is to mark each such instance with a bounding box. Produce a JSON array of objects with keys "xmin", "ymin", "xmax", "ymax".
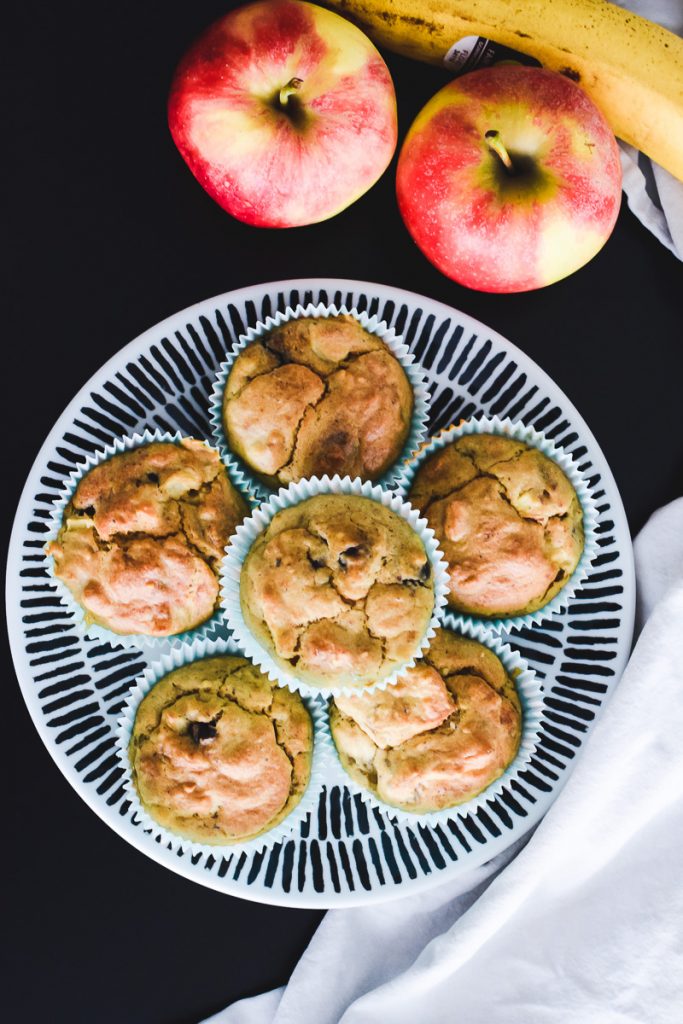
[
  {"xmin": 204, "ymin": 496, "xmax": 683, "ymax": 1024},
  {"xmin": 617, "ymin": 0, "xmax": 683, "ymax": 259}
]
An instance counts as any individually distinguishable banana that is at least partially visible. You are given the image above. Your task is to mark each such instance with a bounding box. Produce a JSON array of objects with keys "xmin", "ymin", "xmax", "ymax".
[{"xmin": 324, "ymin": 0, "xmax": 683, "ymax": 181}]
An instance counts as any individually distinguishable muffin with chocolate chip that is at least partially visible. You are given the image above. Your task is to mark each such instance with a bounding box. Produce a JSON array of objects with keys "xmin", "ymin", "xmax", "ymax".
[
  {"xmin": 222, "ymin": 315, "xmax": 414, "ymax": 487},
  {"xmin": 408, "ymin": 432, "xmax": 584, "ymax": 618},
  {"xmin": 129, "ymin": 655, "xmax": 313, "ymax": 844},
  {"xmin": 240, "ymin": 493, "xmax": 435, "ymax": 690},
  {"xmin": 330, "ymin": 628, "xmax": 522, "ymax": 813},
  {"xmin": 46, "ymin": 439, "xmax": 248, "ymax": 637}
]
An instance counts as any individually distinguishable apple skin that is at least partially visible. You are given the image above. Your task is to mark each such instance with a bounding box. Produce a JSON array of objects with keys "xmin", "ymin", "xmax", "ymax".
[
  {"xmin": 168, "ymin": 0, "xmax": 397, "ymax": 228},
  {"xmin": 396, "ymin": 66, "xmax": 622, "ymax": 293}
]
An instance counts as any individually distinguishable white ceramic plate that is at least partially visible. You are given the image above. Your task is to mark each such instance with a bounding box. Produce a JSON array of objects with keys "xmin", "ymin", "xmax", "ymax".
[{"xmin": 7, "ymin": 279, "xmax": 635, "ymax": 908}]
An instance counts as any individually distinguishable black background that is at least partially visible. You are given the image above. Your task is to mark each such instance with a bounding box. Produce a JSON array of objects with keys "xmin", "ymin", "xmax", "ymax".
[{"xmin": 5, "ymin": 2, "xmax": 683, "ymax": 1022}]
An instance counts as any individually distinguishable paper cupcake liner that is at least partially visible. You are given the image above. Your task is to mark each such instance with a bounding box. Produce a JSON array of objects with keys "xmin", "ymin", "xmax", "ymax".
[
  {"xmin": 208, "ymin": 302, "xmax": 430, "ymax": 501},
  {"xmin": 220, "ymin": 475, "xmax": 450, "ymax": 698},
  {"xmin": 115, "ymin": 635, "xmax": 330, "ymax": 858},
  {"xmin": 324, "ymin": 622, "xmax": 545, "ymax": 828},
  {"xmin": 44, "ymin": 429, "xmax": 254, "ymax": 655},
  {"xmin": 398, "ymin": 415, "xmax": 599, "ymax": 637}
]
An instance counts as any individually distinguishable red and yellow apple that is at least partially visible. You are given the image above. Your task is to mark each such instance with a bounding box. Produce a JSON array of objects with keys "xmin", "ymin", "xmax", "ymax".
[
  {"xmin": 396, "ymin": 66, "xmax": 622, "ymax": 293},
  {"xmin": 168, "ymin": 0, "xmax": 397, "ymax": 228}
]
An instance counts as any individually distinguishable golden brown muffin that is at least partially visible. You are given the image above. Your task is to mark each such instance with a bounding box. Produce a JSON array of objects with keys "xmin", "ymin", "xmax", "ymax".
[
  {"xmin": 223, "ymin": 315, "xmax": 414, "ymax": 487},
  {"xmin": 129, "ymin": 655, "xmax": 312, "ymax": 844},
  {"xmin": 240, "ymin": 494, "xmax": 435, "ymax": 689},
  {"xmin": 408, "ymin": 433, "xmax": 584, "ymax": 617},
  {"xmin": 330, "ymin": 628, "xmax": 522, "ymax": 813},
  {"xmin": 46, "ymin": 439, "xmax": 248, "ymax": 636}
]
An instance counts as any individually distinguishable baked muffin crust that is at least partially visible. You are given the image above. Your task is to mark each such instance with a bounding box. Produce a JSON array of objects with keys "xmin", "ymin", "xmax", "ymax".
[
  {"xmin": 47, "ymin": 439, "xmax": 248, "ymax": 636},
  {"xmin": 330, "ymin": 629, "xmax": 522, "ymax": 813},
  {"xmin": 408, "ymin": 433, "xmax": 584, "ymax": 617},
  {"xmin": 240, "ymin": 494, "xmax": 435, "ymax": 688},
  {"xmin": 130, "ymin": 655, "xmax": 312, "ymax": 844},
  {"xmin": 223, "ymin": 315, "xmax": 414, "ymax": 487}
]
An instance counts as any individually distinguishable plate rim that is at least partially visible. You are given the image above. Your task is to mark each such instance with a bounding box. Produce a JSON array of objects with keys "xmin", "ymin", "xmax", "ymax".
[{"xmin": 7, "ymin": 277, "xmax": 636, "ymax": 907}]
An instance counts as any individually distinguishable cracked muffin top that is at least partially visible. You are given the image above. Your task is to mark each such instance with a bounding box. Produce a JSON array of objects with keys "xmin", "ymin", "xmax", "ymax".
[
  {"xmin": 330, "ymin": 628, "xmax": 522, "ymax": 813},
  {"xmin": 240, "ymin": 494, "xmax": 435, "ymax": 690},
  {"xmin": 408, "ymin": 433, "xmax": 584, "ymax": 618},
  {"xmin": 222, "ymin": 315, "xmax": 414, "ymax": 488},
  {"xmin": 129, "ymin": 655, "xmax": 312, "ymax": 844},
  {"xmin": 47, "ymin": 439, "xmax": 248, "ymax": 637}
]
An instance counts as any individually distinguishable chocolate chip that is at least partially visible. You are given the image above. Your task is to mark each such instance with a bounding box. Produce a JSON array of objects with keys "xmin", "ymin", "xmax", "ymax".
[
  {"xmin": 146, "ymin": 472, "xmax": 160, "ymax": 484},
  {"xmin": 338, "ymin": 544, "xmax": 367, "ymax": 569},
  {"xmin": 419, "ymin": 561, "xmax": 431, "ymax": 581},
  {"xmin": 189, "ymin": 720, "xmax": 218, "ymax": 744},
  {"xmin": 275, "ymin": 558, "xmax": 282, "ymax": 568},
  {"xmin": 344, "ymin": 545, "xmax": 364, "ymax": 558},
  {"xmin": 310, "ymin": 558, "xmax": 326, "ymax": 569}
]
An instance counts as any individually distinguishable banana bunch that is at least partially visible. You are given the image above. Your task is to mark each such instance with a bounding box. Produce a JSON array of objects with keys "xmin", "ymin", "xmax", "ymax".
[{"xmin": 325, "ymin": 0, "xmax": 683, "ymax": 181}]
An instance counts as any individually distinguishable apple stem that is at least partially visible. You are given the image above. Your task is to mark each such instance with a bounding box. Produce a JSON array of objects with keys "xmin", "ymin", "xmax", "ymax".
[
  {"xmin": 485, "ymin": 130, "xmax": 514, "ymax": 174},
  {"xmin": 279, "ymin": 78, "xmax": 303, "ymax": 108}
]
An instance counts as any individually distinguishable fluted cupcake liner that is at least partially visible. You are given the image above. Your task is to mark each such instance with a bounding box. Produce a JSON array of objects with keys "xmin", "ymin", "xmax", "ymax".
[
  {"xmin": 44, "ymin": 429, "xmax": 254, "ymax": 655},
  {"xmin": 220, "ymin": 475, "xmax": 450, "ymax": 699},
  {"xmin": 323, "ymin": 623, "xmax": 545, "ymax": 829},
  {"xmin": 208, "ymin": 302, "xmax": 431, "ymax": 501},
  {"xmin": 397, "ymin": 415, "xmax": 600, "ymax": 637},
  {"xmin": 115, "ymin": 636, "xmax": 330, "ymax": 858}
]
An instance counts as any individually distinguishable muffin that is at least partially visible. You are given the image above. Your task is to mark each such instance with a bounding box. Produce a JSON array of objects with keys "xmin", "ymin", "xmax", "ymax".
[
  {"xmin": 330, "ymin": 628, "xmax": 522, "ymax": 813},
  {"xmin": 408, "ymin": 432, "xmax": 584, "ymax": 617},
  {"xmin": 222, "ymin": 314, "xmax": 414, "ymax": 487},
  {"xmin": 129, "ymin": 655, "xmax": 312, "ymax": 844},
  {"xmin": 47, "ymin": 439, "xmax": 248, "ymax": 637},
  {"xmin": 240, "ymin": 493, "xmax": 435, "ymax": 689}
]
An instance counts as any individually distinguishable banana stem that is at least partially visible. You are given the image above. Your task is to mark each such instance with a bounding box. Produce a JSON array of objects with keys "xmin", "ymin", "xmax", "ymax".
[
  {"xmin": 279, "ymin": 77, "xmax": 303, "ymax": 108},
  {"xmin": 485, "ymin": 130, "xmax": 514, "ymax": 173}
]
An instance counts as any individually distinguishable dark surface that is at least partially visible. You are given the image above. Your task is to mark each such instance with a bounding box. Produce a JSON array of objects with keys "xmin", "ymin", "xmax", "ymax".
[{"xmin": 5, "ymin": 2, "xmax": 683, "ymax": 1022}]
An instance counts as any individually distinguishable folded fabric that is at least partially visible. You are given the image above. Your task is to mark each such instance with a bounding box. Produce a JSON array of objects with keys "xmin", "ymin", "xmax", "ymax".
[
  {"xmin": 204, "ymin": 497, "xmax": 683, "ymax": 1024},
  {"xmin": 621, "ymin": 144, "xmax": 683, "ymax": 260},
  {"xmin": 614, "ymin": 1, "xmax": 683, "ymax": 259}
]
